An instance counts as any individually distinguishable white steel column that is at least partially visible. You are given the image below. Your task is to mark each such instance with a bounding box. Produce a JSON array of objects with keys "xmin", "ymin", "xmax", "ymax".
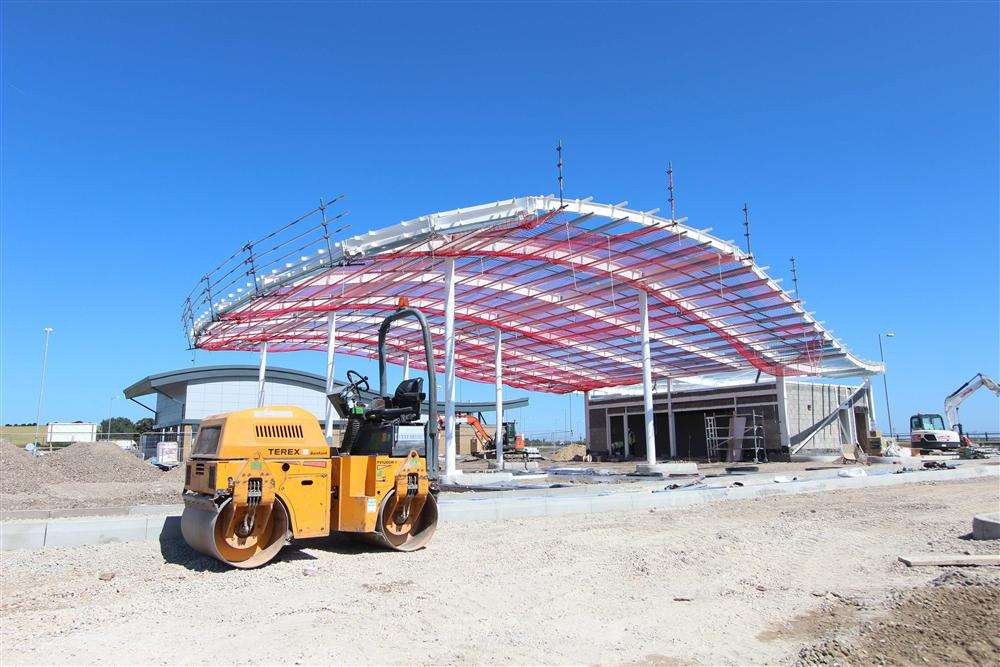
[
  {"xmin": 257, "ymin": 342, "xmax": 268, "ymax": 407},
  {"xmin": 323, "ymin": 314, "xmax": 337, "ymax": 440},
  {"xmin": 639, "ymin": 290, "xmax": 657, "ymax": 464},
  {"xmin": 494, "ymin": 328, "xmax": 504, "ymax": 468},
  {"xmin": 865, "ymin": 380, "xmax": 877, "ymax": 429},
  {"xmin": 443, "ymin": 258, "xmax": 458, "ymax": 478},
  {"xmin": 776, "ymin": 374, "xmax": 791, "ymax": 450},
  {"xmin": 583, "ymin": 390, "xmax": 591, "ymax": 450},
  {"xmin": 667, "ymin": 376, "xmax": 677, "ymax": 458},
  {"xmin": 402, "ymin": 350, "xmax": 410, "ymax": 381}
]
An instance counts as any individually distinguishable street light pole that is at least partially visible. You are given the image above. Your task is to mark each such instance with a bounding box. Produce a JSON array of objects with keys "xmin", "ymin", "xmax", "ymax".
[
  {"xmin": 33, "ymin": 327, "xmax": 54, "ymax": 451},
  {"xmin": 106, "ymin": 396, "xmax": 116, "ymax": 441},
  {"xmin": 878, "ymin": 332, "xmax": 895, "ymax": 437}
]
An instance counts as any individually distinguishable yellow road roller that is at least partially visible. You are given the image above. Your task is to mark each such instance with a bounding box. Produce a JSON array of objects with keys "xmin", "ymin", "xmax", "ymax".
[{"xmin": 181, "ymin": 307, "xmax": 440, "ymax": 568}]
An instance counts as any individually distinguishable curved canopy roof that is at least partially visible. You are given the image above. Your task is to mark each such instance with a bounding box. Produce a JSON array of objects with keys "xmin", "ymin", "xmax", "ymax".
[{"xmin": 185, "ymin": 196, "xmax": 881, "ymax": 394}]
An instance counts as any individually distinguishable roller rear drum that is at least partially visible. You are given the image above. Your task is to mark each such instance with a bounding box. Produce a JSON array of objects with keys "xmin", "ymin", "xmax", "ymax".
[
  {"xmin": 181, "ymin": 496, "xmax": 291, "ymax": 569},
  {"xmin": 366, "ymin": 490, "xmax": 439, "ymax": 552}
]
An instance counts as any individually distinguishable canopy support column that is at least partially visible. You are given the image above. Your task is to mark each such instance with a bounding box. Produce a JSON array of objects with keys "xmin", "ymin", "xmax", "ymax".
[
  {"xmin": 639, "ymin": 290, "xmax": 657, "ymax": 465},
  {"xmin": 443, "ymin": 258, "xmax": 458, "ymax": 479},
  {"xmin": 323, "ymin": 314, "xmax": 337, "ymax": 441},
  {"xmin": 776, "ymin": 374, "xmax": 791, "ymax": 451},
  {"xmin": 667, "ymin": 376, "xmax": 677, "ymax": 458},
  {"xmin": 402, "ymin": 350, "xmax": 410, "ymax": 381},
  {"xmin": 584, "ymin": 390, "xmax": 591, "ymax": 451},
  {"xmin": 865, "ymin": 380, "xmax": 876, "ymax": 429},
  {"xmin": 257, "ymin": 342, "xmax": 268, "ymax": 408},
  {"xmin": 495, "ymin": 328, "xmax": 504, "ymax": 469}
]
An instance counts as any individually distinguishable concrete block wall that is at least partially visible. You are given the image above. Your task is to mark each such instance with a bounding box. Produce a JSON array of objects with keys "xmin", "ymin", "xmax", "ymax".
[{"xmin": 786, "ymin": 382, "xmax": 867, "ymax": 451}]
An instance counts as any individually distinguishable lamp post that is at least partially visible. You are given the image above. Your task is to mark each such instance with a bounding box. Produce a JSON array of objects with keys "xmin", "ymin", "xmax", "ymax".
[
  {"xmin": 33, "ymin": 327, "xmax": 54, "ymax": 451},
  {"xmin": 878, "ymin": 332, "xmax": 895, "ymax": 437},
  {"xmin": 106, "ymin": 396, "xmax": 116, "ymax": 441}
]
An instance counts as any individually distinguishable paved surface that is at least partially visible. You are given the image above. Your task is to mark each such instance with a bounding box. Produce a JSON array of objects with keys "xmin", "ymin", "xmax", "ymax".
[{"xmin": 2, "ymin": 461, "xmax": 996, "ymax": 551}]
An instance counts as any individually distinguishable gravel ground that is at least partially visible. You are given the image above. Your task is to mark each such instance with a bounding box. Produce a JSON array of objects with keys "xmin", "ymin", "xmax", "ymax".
[{"xmin": 1, "ymin": 476, "xmax": 997, "ymax": 666}]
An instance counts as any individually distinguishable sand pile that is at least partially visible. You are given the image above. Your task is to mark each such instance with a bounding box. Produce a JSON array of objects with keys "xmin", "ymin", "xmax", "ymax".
[
  {"xmin": 547, "ymin": 443, "xmax": 588, "ymax": 462},
  {"xmin": 41, "ymin": 442, "xmax": 163, "ymax": 483}
]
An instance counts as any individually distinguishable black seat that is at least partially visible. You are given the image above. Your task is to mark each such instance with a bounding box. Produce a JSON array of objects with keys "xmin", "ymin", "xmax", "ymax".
[{"xmin": 389, "ymin": 377, "xmax": 424, "ymax": 422}]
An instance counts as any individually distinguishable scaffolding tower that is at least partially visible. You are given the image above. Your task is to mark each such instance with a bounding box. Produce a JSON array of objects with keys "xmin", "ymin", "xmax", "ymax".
[{"xmin": 705, "ymin": 411, "xmax": 767, "ymax": 463}]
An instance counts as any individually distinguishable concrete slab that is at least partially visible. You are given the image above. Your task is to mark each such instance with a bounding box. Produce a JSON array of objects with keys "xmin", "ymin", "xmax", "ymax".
[
  {"xmin": 444, "ymin": 471, "xmax": 515, "ymax": 486},
  {"xmin": 146, "ymin": 515, "xmax": 183, "ymax": 541},
  {"xmin": 45, "ymin": 517, "xmax": 148, "ymax": 547},
  {"xmin": 0, "ymin": 509, "xmax": 52, "ymax": 521},
  {"xmin": 50, "ymin": 507, "xmax": 130, "ymax": 519},
  {"xmin": 497, "ymin": 497, "xmax": 547, "ymax": 520},
  {"xmin": 488, "ymin": 460, "xmax": 540, "ymax": 471},
  {"xmin": 437, "ymin": 500, "xmax": 499, "ymax": 523},
  {"xmin": 973, "ymin": 512, "xmax": 1000, "ymax": 540},
  {"xmin": 0, "ymin": 522, "xmax": 46, "ymax": 550},
  {"xmin": 130, "ymin": 504, "xmax": 183, "ymax": 516},
  {"xmin": 545, "ymin": 495, "xmax": 593, "ymax": 516},
  {"xmin": 633, "ymin": 462, "xmax": 699, "ymax": 476}
]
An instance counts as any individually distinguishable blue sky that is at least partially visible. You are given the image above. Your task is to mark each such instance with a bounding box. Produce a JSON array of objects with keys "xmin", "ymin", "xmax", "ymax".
[{"xmin": 2, "ymin": 2, "xmax": 997, "ymax": 436}]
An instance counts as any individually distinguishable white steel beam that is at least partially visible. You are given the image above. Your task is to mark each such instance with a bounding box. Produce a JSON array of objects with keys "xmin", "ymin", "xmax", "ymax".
[
  {"xmin": 323, "ymin": 314, "xmax": 337, "ymax": 440},
  {"xmin": 639, "ymin": 291, "xmax": 656, "ymax": 465},
  {"xmin": 443, "ymin": 258, "xmax": 458, "ymax": 478},
  {"xmin": 257, "ymin": 342, "xmax": 268, "ymax": 407}
]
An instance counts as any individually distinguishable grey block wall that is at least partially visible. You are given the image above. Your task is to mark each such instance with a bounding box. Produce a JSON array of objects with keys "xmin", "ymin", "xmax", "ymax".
[{"xmin": 786, "ymin": 382, "xmax": 867, "ymax": 451}]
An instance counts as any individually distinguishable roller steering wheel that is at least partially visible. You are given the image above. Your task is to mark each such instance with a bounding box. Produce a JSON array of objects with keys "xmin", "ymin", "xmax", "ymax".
[{"xmin": 345, "ymin": 369, "xmax": 370, "ymax": 395}]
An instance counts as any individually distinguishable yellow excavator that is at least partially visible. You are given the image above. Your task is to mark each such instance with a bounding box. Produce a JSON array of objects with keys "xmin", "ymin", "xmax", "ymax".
[{"xmin": 180, "ymin": 308, "xmax": 440, "ymax": 568}]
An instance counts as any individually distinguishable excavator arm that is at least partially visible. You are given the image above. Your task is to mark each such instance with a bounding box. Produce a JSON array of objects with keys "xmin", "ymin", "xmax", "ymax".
[
  {"xmin": 465, "ymin": 413, "xmax": 495, "ymax": 449},
  {"xmin": 944, "ymin": 373, "xmax": 1000, "ymax": 428}
]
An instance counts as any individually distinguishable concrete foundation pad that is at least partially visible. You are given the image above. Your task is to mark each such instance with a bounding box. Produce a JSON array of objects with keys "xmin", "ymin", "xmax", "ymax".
[
  {"xmin": 868, "ymin": 456, "xmax": 919, "ymax": 464},
  {"xmin": 973, "ymin": 512, "xmax": 1000, "ymax": 540},
  {"xmin": 45, "ymin": 517, "xmax": 148, "ymax": 547},
  {"xmin": 633, "ymin": 462, "xmax": 699, "ymax": 476},
  {"xmin": 442, "ymin": 471, "xmax": 515, "ymax": 486},
  {"xmin": 0, "ymin": 522, "xmax": 46, "ymax": 550},
  {"xmin": 487, "ymin": 460, "xmax": 540, "ymax": 471}
]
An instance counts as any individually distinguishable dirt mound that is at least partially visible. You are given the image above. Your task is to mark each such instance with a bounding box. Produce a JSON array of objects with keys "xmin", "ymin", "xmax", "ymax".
[
  {"xmin": 42, "ymin": 442, "xmax": 163, "ymax": 484},
  {"xmin": 1, "ymin": 439, "xmax": 64, "ymax": 494},
  {"xmin": 163, "ymin": 464, "xmax": 187, "ymax": 481},
  {"xmin": 797, "ymin": 576, "xmax": 1000, "ymax": 666},
  {"xmin": 547, "ymin": 443, "xmax": 588, "ymax": 462}
]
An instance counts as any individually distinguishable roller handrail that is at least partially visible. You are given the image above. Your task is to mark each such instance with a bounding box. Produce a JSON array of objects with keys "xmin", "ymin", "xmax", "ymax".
[{"xmin": 377, "ymin": 307, "xmax": 439, "ymax": 474}]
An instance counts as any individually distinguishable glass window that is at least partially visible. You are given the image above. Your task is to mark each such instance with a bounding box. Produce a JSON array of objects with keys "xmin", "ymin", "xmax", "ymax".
[
  {"xmin": 912, "ymin": 415, "xmax": 946, "ymax": 430},
  {"xmin": 192, "ymin": 426, "xmax": 222, "ymax": 457}
]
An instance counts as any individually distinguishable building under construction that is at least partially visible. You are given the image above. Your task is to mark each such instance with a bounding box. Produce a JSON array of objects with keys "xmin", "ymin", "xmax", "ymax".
[
  {"xmin": 586, "ymin": 378, "xmax": 874, "ymax": 461},
  {"xmin": 183, "ymin": 194, "xmax": 882, "ymax": 475}
]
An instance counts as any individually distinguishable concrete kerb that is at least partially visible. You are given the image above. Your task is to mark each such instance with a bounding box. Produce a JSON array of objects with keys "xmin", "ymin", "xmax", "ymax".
[{"xmin": 2, "ymin": 463, "xmax": 996, "ymax": 551}]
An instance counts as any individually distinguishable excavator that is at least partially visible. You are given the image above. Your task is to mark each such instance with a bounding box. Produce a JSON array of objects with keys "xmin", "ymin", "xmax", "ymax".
[
  {"xmin": 461, "ymin": 412, "xmax": 535, "ymax": 459},
  {"xmin": 909, "ymin": 373, "xmax": 1000, "ymax": 451},
  {"xmin": 180, "ymin": 307, "xmax": 440, "ymax": 568}
]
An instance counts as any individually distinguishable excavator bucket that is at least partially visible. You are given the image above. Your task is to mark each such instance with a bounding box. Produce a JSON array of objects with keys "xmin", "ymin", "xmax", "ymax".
[{"xmin": 181, "ymin": 495, "xmax": 291, "ymax": 569}]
